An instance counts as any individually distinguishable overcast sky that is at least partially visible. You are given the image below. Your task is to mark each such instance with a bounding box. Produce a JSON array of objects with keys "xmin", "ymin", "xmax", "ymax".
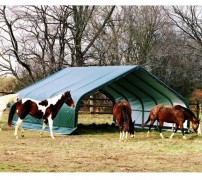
[{"xmin": 1, "ymin": 0, "xmax": 202, "ymax": 5}]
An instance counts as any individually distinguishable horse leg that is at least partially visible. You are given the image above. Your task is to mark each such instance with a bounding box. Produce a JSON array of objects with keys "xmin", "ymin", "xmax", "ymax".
[
  {"xmin": 182, "ymin": 129, "xmax": 186, "ymax": 139},
  {"xmin": 159, "ymin": 127, "xmax": 164, "ymax": 139},
  {"xmin": 119, "ymin": 131, "xmax": 122, "ymax": 141},
  {"xmin": 170, "ymin": 123, "xmax": 179, "ymax": 139},
  {"xmin": 121, "ymin": 131, "xmax": 128, "ymax": 141},
  {"xmin": 14, "ymin": 118, "xmax": 23, "ymax": 139},
  {"xmin": 178, "ymin": 121, "xmax": 186, "ymax": 139},
  {"xmin": 147, "ymin": 119, "xmax": 156, "ymax": 137},
  {"xmin": 122, "ymin": 124, "xmax": 129, "ymax": 141},
  {"xmin": 124, "ymin": 131, "xmax": 128, "ymax": 141},
  {"xmin": 159, "ymin": 121, "xmax": 164, "ymax": 139},
  {"xmin": 122, "ymin": 131, "xmax": 125, "ymax": 140},
  {"xmin": 48, "ymin": 116, "xmax": 54, "ymax": 139},
  {"xmin": 40, "ymin": 119, "xmax": 48, "ymax": 137},
  {"xmin": 119, "ymin": 131, "xmax": 127, "ymax": 141},
  {"xmin": 180, "ymin": 124, "xmax": 186, "ymax": 139},
  {"xmin": 20, "ymin": 123, "xmax": 25, "ymax": 137},
  {"xmin": 119, "ymin": 131, "xmax": 124, "ymax": 141},
  {"xmin": 119, "ymin": 125, "xmax": 124, "ymax": 141},
  {"xmin": 198, "ymin": 124, "xmax": 201, "ymax": 135}
]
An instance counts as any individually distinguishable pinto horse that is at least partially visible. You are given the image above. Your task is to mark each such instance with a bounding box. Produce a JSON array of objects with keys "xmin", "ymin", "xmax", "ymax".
[
  {"xmin": 8, "ymin": 91, "xmax": 75, "ymax": 139},
  {"xmin": 113, "ymin": 100, "xmax": 135, "ymax": 141},
  {"xmin": 142, "ymin": 104, "xmax": 200, "ymax": 139},
  {"xmin": 0, "ymin": 94, "xmax": 19, "ymax": 121}
]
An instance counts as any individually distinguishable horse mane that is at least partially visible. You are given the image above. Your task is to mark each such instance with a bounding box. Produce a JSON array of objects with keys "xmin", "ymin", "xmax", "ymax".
[
  {"xmin": 39, "ymin": 100, "xmax": 48, "ymax": 106},
  {"xmin": 174, "ymin": 105, "xmax": 197, "ymax": 118}
]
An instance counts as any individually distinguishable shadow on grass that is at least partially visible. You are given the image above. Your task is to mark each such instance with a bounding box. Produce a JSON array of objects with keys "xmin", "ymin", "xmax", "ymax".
[
  {"xmin": 72, "ymin": 123, "xmax": 118, "ymax": 135},
  {"xmin": 188, "ymin": 134, "xmax": 202, "ymax": 140},
  {"xmin": 72, "ymin": 123, "xmax": 148, "ymax": 135}
]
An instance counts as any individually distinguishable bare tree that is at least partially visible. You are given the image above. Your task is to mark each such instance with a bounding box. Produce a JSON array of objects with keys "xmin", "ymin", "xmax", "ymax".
[
  {"xmin": 0, "ymin": 6, "xmax": 35, "ymax": 83},
  {"xmin": 86, "ymin": 6, "xmax": 123, "ymax": 66},
  {"xmin": 0, "ymin": 5, "xmax": 116, "ymax": 83},
  {"xmin": 17, "ymin": 6, "xmax": 74, "ymax": 76},
  {"xmin": 69, "ymin": 5, "xmax": 115, "ymax": 66},
  {"xmin": 164, "ymin": 6, "xmax": 202, "ymax": 93},
  {"xmin": 118, "ymin": 6, "xmax": 168, "ymax": 66},
  {"xmin": 167, "ymin": 6, "xmax": 202, "ymax": 47}
]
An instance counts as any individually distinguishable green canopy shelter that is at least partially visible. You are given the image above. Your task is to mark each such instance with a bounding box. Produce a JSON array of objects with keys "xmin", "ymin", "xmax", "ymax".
[{"xmin": 13, "ymin": 66, "xmax": 188, "ymax": 134}]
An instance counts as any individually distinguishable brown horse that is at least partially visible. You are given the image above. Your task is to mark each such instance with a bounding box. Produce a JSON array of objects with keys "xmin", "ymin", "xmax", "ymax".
[
  {"xmin": 8, "ymin": 91, "xmax": 75, "ymax": 139},
  {"xmin": 113, "ymin": 100, "xmax": 135, "ymax": 141},
  {"xmin": 142, "ymin": 104, "xmax": 200, "ymax": 139}
]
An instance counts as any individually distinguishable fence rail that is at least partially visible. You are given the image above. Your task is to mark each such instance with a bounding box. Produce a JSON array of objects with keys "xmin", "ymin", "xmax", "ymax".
[
  {"xmin": 189, "ymin": 101, "xmax": 201, "ymax": 119},
  {"xmin": 79, "ymin": 96, "xmax": 113, "ymax": 114},
  {"xmin": 0, "ymin": 91, "xmax": 15, "ymax": 96},
  {"xmin": 1, "ymin": 91, "xmax": 201, "ymax": 117},
  {"xmin": 79, "ymin": 97, "xmax": 201, "ymax": 117}
]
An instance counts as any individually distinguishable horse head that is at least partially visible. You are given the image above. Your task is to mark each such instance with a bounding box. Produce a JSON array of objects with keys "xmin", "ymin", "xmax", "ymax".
[
  {"xmin": 191, "ymin": 116, "xmax": 200, "ymax": 135},
  {"xmin": 130, "ymin": 120, "xmax": 135, "ymax": 138},
  {"xmin": 13, "ymin": 94, "xmax": 19, "ymax": 103},
  {"xmin": 182, "ymin": 107, "xmax": 200, "ymax": 135},
  {"xmin": 63, "ymin": 91, "xmax": 75, "ymax": 108},
  {"xmin": 6, "ymin": 94, "xmax": 19, "ymax": 104}
]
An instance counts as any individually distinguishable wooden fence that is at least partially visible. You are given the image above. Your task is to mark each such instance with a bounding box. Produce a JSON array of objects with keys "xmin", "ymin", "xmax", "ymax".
[
  {"xmin": 189, "ymin": 101, "xmax": 201, "ymax": 119},
  {"xmin": 79, "ymin": 96, "xmax": 113, "ymax": 114},
  {"xmin": 79, "ymin": 96, "xmax": 201, "ymax": 118}
]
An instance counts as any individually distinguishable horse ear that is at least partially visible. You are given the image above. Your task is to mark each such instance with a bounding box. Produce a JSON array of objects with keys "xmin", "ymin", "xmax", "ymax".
[{"xmin": 65, "ymin": 91, "xmax": 70, "ymax": 96}]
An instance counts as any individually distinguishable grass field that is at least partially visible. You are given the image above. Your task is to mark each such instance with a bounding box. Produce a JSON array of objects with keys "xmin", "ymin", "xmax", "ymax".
[{"xmin": 0, "ymin": 110, "xmax": 202, "ymax": 172}]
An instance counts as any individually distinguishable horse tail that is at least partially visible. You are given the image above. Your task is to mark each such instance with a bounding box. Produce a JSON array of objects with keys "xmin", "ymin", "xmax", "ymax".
[
  {"xmin": 121, "ymin": 103, "xmax": 128, "ymax": 124},
  {"xmin": 142, "ymin": 105, "xmax": 164, "ymax": 128},
  {"xmin": 142, "ymin": 115, "xmax": 150, "ymax": 128},
  {"xmin": 8, "ymin": 103, "xmax": 17, "ymax": 127}
]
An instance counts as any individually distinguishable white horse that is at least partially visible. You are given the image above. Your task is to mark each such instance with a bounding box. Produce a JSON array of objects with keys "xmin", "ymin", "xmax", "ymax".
[{"xmin": 0, "ymin": 94, "xmax": 19, "ymax": 121}]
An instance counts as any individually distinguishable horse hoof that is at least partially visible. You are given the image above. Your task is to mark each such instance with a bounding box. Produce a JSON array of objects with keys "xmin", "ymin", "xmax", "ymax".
[
  {"xmin": 131, "ymin": 135, "xmax": 135, "ymax": 138},
  {"xmin": 160, "ymin": 133, "xmax": 164, "ymax": 139},
  {"xmin": 183, "ymin": 136, "xmax": 187, "ymax": 139},
  {"xmin": 160, "ymin": 135, "xmax": 164, "ymax": 139}
]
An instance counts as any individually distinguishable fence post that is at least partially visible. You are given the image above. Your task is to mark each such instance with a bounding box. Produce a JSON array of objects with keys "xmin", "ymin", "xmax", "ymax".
[
  {"xmin": 196, "ymin": 102, "xmax": 200, "ymax": 119},
  {"xmin": 90, "ymin": 95, "xmax": 94, "ymax": 113}
]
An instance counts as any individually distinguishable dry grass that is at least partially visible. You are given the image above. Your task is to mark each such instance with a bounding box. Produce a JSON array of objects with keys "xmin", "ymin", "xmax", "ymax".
[
  {"xmin": 0, "ymin": 76, "xmax": 17, "ymax": 93},
  {"xmin": 0, "ymin": 111, "xmax": 202, "ymax": 172}
]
